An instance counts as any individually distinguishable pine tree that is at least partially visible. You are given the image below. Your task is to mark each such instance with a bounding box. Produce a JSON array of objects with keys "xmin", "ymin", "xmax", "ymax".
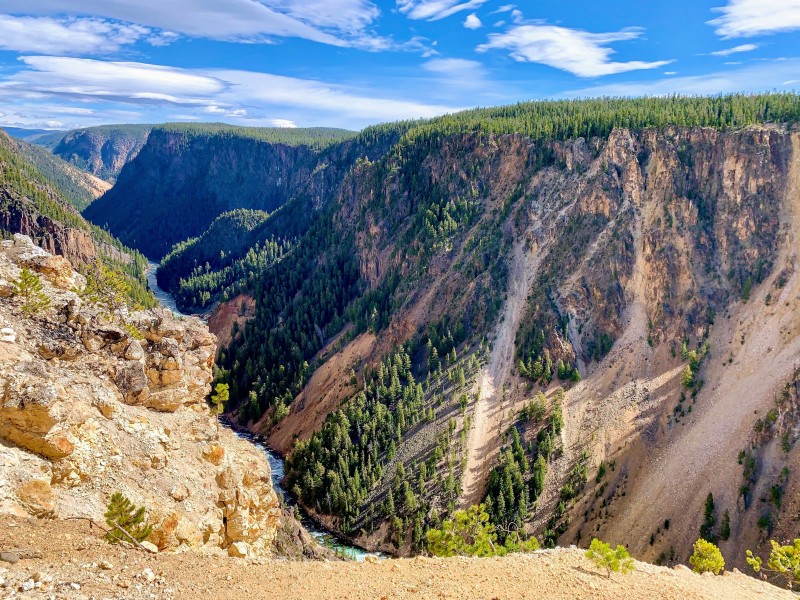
[
  {"xmin": 104, "ymin": 492, "xmax": 152, "ymax": 544},
  {"xmin": 210, "ymin": 382, "xmax": 230, "ymax": 436},
  {"xmin": 12, "ymin": 268, "xmax": 51, "ymax": 317}
]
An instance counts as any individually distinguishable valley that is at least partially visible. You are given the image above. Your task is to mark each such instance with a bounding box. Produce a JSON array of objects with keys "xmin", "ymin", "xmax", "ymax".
[{"xmin": 1, "ymin": 94, "xmax": 800, "ymax": 598}]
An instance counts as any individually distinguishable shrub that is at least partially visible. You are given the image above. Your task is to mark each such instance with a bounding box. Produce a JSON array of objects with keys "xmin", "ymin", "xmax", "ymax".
[
  {"xmin": 585, "ymin": 538, "xmax": 635, "ymax": 578},
  {"xmin": 426, "ymin": 504, "xmax": 538, "ymax": 558},
  {"xmin": 689, "ymin": 539, "xmax": 725, "ymax": 574},
  {"xmin": 746, "ymin": 539, "xmax": 800, "ymax": 590},
  {"xmin": 104, "ymin": 492, "xmax": 152, "ymax": 544}
]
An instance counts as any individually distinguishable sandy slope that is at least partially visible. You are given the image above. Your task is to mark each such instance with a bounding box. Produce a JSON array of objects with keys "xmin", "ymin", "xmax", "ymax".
[
  {"xmin": 0, "ymin": 517, "xmax": 792, "ymax": 600},
  {"xmin": 461, "ymin": 238, "xmax": 541, "ymax": 507},
  {"xmin": 601, "ymin": 132, "xmax": 800, "ymax": 556}
]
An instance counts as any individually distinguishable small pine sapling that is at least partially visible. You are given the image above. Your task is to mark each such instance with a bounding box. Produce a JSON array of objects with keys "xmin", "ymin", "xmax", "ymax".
[
  {"xmin": 12, "ymin": 268, "xmax": 51, "ymax": 317},
  {"xmin": 104, "ymin": 492, "xmax": 152, "ymax": 544}
]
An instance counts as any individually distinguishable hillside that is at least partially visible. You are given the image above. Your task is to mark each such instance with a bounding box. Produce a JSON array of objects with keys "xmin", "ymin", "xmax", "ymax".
[
  {"xmin": 0, "ymin": 130, "xmax": 153, "ymax": 307},
  {"xmin": 91, "ymin": 94, "xmax": 800, "ymax": 569},
  {"xmin": 0, "ymin": 518, "xmax": 792, "ymax": 599},
  {"xmin": 44, "ymin": 124, "xmax": 153, "ymax": 182},
  {"xmin": 12, "ymin": 138, "xmax": 111, "ymax": 210}
]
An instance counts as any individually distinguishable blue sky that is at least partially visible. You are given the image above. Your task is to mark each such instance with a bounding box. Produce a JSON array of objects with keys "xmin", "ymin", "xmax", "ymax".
[{"xmin": 0, "ymin": 0, "xmax": 799, "ymax": 130}]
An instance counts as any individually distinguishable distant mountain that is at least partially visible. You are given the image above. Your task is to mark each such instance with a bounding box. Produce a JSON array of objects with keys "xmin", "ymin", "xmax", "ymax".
[
  {"xmin": 0, "ymin": 126, "xmax": 62, "ymax": 143},
  {"xmin": 84, "ymin": 124, "xmax": 363, "ymax": 259},
  {"xmin": 45, "ymin": 124, "xmax": 153, "ymax": 182}
]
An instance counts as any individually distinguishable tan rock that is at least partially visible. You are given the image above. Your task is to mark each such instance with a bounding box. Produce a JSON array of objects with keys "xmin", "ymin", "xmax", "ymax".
[
  {"xmin": 140, "ymin": 541, "xmax": 158, "ymax": 554},
  {"xmin": 170, "ymin": 483, "xmax": 190, "ymax": 502},
  {"xmin": 228, "ymin": 541, "xmax": 250, "ymax": 558},
  {"xmin": 203, "ymin": 443, "xmax": 225, "ymax": 465},
  {"xmin": 16, "ymin": 480, "xmax": 55, "ymax": 517},
  {"xmin": 0, "ymin": 363, "xmax": 75, "ymax": 459},
  {"xmin": 124, "ymin": 339, "xmax": 145, "ymax": 361}
]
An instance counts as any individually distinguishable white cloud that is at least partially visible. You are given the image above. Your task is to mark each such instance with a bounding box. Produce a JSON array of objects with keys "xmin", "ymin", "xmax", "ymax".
[
  {"xmin": 423, "ymin": 58, "xmax": 483, "ymax": 75},
  {"xmin": 397, "ymin": 0, "xmax": 489, "ymax": 21},
  {"xmin": 565, "ymin": 58, "xmax": 800, "ymax": 97},
  {"xmin": 7, "ymin": 56, "xmax": 225, "ymax": 103},
  {"xmin": 266, "ymin": 119, "xmax": 298, "ymax": 128},
  {"xmin": 464, "ymin": 14, "xmax": 482, "ymax": 29},
  {"xmin": 709, "ymin": 43, "xmax": 758, "ymax": 56},
  {"xmin": 477, "ymin": 24, "xmax": 671, "ymax": 77},
  {"xmin": 3, "ymin": 1, "xmax": 436, "ymax": 54},
  {"xmin": 490, "ymin": 5, "xmax": 515, "ymax": 14},
  {"xmin": 264, "ymin": 0, "xmax": 379, "ymax": 34},
  {"xmin": 709, "ymin": 0, "xmax": 800, "ymax": 38},
  {"xmin": 0, "ymin": 15, "xmax": 164, "ymax": 55},
  {"xmin": 3, "ymin": 0, "xmax": 347, "ymax": 46},
  {"xmin": 0, "ymin": 55, "xmax": 458, "ymax": 127}
]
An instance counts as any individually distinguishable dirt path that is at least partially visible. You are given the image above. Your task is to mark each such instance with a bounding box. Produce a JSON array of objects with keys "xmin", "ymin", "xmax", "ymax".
[
  {"xmin": 460, "ymin": 238, "xmax": 540, "ymax": 507},
  {"xmin": 603, "ymin": 132, "xmax": 800, "ymax": 554},
  {"xmin": 0, "ymin": 518, "xmax": 792, "ymax": 600}
]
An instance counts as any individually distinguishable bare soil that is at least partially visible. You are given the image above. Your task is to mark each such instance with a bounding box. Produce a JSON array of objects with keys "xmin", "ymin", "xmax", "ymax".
[
  {"xmin": 461, "ymin": 238, "xmax": 541, "ymax": 507},
  {"xmin": 0, "ymin": 518, "xmax": 792, "ymax": 600}
]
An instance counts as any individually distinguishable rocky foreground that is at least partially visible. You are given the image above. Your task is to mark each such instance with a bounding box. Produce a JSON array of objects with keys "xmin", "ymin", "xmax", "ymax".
[
  {"xmin": 0, "ymin": 235, "xmax": 289, "ymax": 558},
  {"xmin": 0, "ymin": 517, "xmax": 792, "ymax": 600}
]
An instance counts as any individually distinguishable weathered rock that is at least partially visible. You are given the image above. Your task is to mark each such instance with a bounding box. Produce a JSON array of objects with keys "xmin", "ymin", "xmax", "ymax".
[
  {"xmin": 114, "ymin": 363, "xmax": 149, "ymax": 405},
  {"xmin": 0, "ymin": 240, "xmax": 284, "ymax": 558},
  {"xmin": 0, "ymin": 552, "xmax": 19, "ymax": 564},
  {"xmin": 16, "ymin": 480, "xmax": 55, "ymax": 517},
  {"xmin": 0, "ymin": 363, "xmax": 75, "ymax": 459},
  {"xmin": 228, "ymin": 541, "xmax": 249, "ymax": 558},
  {"xmin": 123, "ymin": 339, "xmax": 145, "ymax": 361}
]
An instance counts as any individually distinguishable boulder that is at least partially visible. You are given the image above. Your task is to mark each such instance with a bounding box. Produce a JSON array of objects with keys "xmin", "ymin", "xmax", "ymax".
[{"xmin": 115, "ymin": 363, "xmax": 149, "ymax": 405}]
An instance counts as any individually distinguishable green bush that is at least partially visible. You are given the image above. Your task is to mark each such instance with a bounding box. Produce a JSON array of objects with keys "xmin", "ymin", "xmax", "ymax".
[
  {"xmin": 689, "ymin": 538, "xmax": 725, "ymax": 574},
  {"xmin": 585, "ymin": 538, "xmax": 635, "ymax": 578},
  {"xmin": 747, "ymin": 539, "xmax": 800, "ymax": 590}
]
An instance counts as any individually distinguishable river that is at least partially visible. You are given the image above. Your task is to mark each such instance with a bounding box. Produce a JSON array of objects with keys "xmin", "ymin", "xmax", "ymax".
[{"xmin": 146, "ymin": 262, "xmax": 375, "ymax": 561}]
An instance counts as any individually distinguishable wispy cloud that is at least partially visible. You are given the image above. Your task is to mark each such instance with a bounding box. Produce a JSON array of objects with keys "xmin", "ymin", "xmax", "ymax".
[
  {"xmin": 709, "ymin": 43, "xmax": 757, "ymax": 56},
  {"xmin": 3, "ymin": 0, "xmax": 383, "ymax": 48},
  {"xmin": 397, "ymin": 0, "xmax": 490, "ymax": 21},
  {"xmin": 0, "ymin": 55, "xmax": 459, "ymax": 128},
  {"xmin": 709, "ymin": 0, "xmax": 800, "ymax": 38},
  {"xmin": 565, "ymin": 58, "xmax": 800, "ymax": 96},
  {"xmin": 477, "ymin": 24, "xmax": 671, "ymax": 77},
  {"xmin": 0, "ymin": 15, "xmax": 173, "ymax": 55},
  {"xmin": 464, "ymin": 13, "xmax": 482, "ymax": 29}
]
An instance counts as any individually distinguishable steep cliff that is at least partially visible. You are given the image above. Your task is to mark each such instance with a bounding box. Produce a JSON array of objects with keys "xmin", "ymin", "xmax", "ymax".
[
  {"xmin": 85, "ymin": 125, "xmax": 362, "ymax": 259},
  {"xmin": 0, "ymin": 235, "xmax": 284, "ymax": 557},
  {"xmin": 47, "ymin": 125, "xmax": 152, "ymax": 182},
  {"xmin": 233, "ymin": 120, "xmax": 800, "ymax": 562}
]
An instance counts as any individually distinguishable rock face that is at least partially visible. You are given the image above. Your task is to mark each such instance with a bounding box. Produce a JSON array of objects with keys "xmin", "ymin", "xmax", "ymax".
[
  {"xmin": 49, "ymin": 125, "xmax": 151, "ymax": 182},
  {"xmin": 0, "ymin": 235, "xmax": 282, "ymax": 557}
]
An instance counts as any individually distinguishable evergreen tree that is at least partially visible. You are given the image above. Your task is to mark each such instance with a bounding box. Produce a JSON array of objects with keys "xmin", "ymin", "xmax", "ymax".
[
  {"xmin": 12, "ymin": 268, "xmax": 51, "ymax": 317},
  {"xmin": 104, "ymin": 492, "xmax": 152, "ymax": 544}
]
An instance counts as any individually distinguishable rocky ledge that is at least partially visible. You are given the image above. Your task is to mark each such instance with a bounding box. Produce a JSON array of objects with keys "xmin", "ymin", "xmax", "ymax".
[{"xmin": 0, "ymin": 234, "xmax": 282, "ymax": 558}]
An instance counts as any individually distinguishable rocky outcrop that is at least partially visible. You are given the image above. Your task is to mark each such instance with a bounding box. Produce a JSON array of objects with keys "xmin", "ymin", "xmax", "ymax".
[{"xmin": 0, "ymin": 235, "xmax": 282, "ymax": 557}]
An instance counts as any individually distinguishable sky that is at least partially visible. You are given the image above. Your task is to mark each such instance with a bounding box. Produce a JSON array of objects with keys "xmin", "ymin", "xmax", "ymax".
[{"xmin": 0, "ymin": 0, "xmax": 799, "ymax": 131}]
